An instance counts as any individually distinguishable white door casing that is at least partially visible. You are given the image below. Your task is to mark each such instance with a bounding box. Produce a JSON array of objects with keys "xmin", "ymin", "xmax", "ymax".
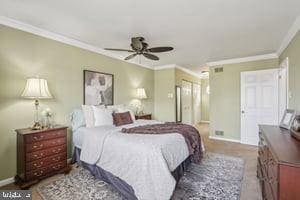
[
  {"xmin": 182, "ymin": 80, "xmax": 193, "ymax": 125},
  {"xmin": 241, "ymin": 69, "xmax": 279, "ymax": 145},
  {"xmin": 193, "ymin": 83, "xmax": 201, "ymax": 124},
  {"xmin": 278, "ymin": 57, "xmax": 289, "ymax": 122}
]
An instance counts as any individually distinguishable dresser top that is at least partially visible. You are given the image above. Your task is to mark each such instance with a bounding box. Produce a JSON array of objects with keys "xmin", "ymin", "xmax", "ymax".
[
  {"xmin": 15, "ymin": 126, "xmax": 68, "ymax": 135},
  {"xmin": 259, "ymin": 125, "xmax": 300, "ymax": 166}
]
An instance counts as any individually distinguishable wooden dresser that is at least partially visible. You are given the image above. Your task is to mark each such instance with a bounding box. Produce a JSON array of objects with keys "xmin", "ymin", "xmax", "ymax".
[
  {"xmin": 135, "ymin": 114, "xmax": 152, "ymax": 120},
  {"xmin": 258, "ymin": 125, "xmax": 300, "ymax": 200},
  {"xmin": 15, "ymin": 126, "xmax": 70, "ymax": 188}
]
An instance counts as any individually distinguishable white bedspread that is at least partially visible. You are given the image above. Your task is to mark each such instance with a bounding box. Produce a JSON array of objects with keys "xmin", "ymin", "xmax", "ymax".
[{"xmin": 79, "ymin": 120, "xmax": 190, "ymax": 200}]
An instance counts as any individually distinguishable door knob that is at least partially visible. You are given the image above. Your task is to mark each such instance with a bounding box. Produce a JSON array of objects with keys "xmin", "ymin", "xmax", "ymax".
[{"xmin": 241, "ymin": 111, "xmax": 245, "ymax": 114}]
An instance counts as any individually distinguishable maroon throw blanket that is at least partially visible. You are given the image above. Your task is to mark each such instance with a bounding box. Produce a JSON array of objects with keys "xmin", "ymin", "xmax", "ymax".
[{"xmin": 121, "ymin": 122, "xmax": 202, "ymax": 164}]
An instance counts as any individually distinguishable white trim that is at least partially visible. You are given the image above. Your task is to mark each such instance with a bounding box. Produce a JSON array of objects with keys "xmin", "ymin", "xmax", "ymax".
[
  {"xmin": 206, "ymin": 53, "xmax": 278, "ymax": 66},
  {"xmin": 0, "ymin": 16, "xmax": 152, "ymax": 70},
  {"xmin": 209, "ymin": 136, "xmax": 240, "ymax": 143},
  {"xmin": 277, "ymin": 15, "xmax": 300, "ymax": 55},
  {"xmin": 200, "ymin": 120, "xmax": 210, "ymax": 123},
  {"xmin": 154, "ymin": 64, "xmax": 203, "ymax": 79},
  {"xmin": 0, "ymin": 177, "xmax": 14, "ymax": 187}
]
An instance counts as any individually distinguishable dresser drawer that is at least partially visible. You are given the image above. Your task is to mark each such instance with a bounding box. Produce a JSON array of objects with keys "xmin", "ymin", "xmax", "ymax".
[
  {"xmin": 26, "ymin": 161, "xmax": 66, "ymax": 181},
  {"xmin": 24, "ymin": 129, "xmax": 66, "ymax": 143},
  {"xmin": 26, "ymin": 145, "xmax": 66, "ymax": 162},
  {"xmin": 26, "ymin": 137, "xmax": 66, "ymax": 153},
  {"xmin": 26, "ymin": 152, "xmax": 67, "ymax": 171}
]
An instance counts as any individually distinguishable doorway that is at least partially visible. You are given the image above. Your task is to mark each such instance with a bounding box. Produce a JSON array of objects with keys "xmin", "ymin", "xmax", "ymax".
[
  {"xmin": 241, "ymin": 69, "xmax": 279, "ymax": 145},
  {"xmin": 278, "ymin": 57, "xmax": 289, "ymax": 122},
  {"xmin": 182, "ymin": 80, "xmax": 193, "ymax": 124}
]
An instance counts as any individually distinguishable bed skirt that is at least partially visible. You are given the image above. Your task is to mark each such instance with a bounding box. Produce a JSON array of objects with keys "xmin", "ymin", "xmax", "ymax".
[{"xmin": 71, "ymin": 147, "xmax": 191, "ymax": 199}]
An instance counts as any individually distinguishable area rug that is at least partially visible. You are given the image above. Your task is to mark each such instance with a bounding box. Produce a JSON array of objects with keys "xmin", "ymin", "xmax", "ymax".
[{"xmin": 37, "ymin": 153, "xmax": 244, "ymax": 200}]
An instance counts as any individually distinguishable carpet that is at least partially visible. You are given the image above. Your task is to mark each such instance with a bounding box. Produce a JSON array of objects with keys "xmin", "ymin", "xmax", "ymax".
[{"xmin": 38, "ymin": 153, "xmax": 244, "ymax": 200}]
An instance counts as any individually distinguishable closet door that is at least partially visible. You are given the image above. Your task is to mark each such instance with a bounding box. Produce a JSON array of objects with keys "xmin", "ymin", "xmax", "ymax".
[
  {"xmin": 182, "ymin": 80, "xmax": 193, "ymax": 124},
  {"xmin": 193, "ymin": 83, "xmax": 201, "ymax": 124}
]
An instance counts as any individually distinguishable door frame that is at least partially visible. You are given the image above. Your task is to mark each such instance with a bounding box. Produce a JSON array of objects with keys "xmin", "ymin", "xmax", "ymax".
[
  {"xmin": 240, "ymin": 68, "xmax": 279, "ymax": 145},
  {"xmin": 278, "ymin": 57, "xmax": 289, "ymax": 122}
]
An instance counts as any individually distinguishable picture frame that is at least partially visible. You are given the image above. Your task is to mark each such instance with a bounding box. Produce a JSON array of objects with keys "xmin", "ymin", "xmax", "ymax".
[
  {"xmin": 83, "ymin": 70, "xmax": 114, "ymax": 105},
  {"xmin": 279, "ymin": 109, "xmax": 296, "ymax": 130}
]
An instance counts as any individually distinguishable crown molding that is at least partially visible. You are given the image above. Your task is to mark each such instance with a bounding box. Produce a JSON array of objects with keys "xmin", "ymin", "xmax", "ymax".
[
  {"xmin": 154, "ymin": 64, "xmax": 203, "ymax": 79},
  {"xmin": 277, "ymin": 15, "xmax": 300, "ymax": 56},
  {"xmin": 0, "ymin": 16, "xmax": 153, "ymax": 70},
  {"xmin": 206, "ymin": 53, "xmax": 278, "ymax": 67}
]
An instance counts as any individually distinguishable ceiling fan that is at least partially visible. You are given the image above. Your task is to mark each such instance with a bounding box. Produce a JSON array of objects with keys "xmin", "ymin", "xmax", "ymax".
[{"xmin": 104, "ymin": 37, "xmax": 173, "ymax": 61}]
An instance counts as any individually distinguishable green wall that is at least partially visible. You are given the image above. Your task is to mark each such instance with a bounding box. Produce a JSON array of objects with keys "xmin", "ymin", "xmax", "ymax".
[
  {"xmin": 279, "ymin": 31, "xmax": 300, "ymax": 112},
  {"xmin": 209, "ymin": 59, "xmax": 278, "ymax": 140},
  {"xmin": 154, "ymin": 68, "xmax": 176, "ymax": 121},
  {"xmin": 201, "ymin": 78, "xmax": 209, "ymax": 121},
  {"xmin": 0, "ymin": 25, "xmax": 154, "ymax": 180}
]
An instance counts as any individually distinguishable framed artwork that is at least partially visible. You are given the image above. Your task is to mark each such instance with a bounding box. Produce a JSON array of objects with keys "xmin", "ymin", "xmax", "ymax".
[
  {"xmin": 83, "ymin": 70, "xmax": 114, "ymax": 105},
  {"xmin": 279, "ymin": 109, "xmax": 296, "ymax": 130}
]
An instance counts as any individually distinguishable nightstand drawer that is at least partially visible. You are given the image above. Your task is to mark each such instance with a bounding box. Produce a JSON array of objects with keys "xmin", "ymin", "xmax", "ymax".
[
  {"xmin": 26, "ymin": 137, "xmax": 66, "ymax": 153},
  {"xmin": 26, "ymin": 152, "xmax": 67, "ymax": 171},
  {"xmin": 26, "ymin": 145, "xmax": 66, "ymax": 162},
  {"xmin": 25, "ymin": 129, "xmax": 66, "ymax": 143},
  {"xmin": 26, "ymin": 160, "xmax": 66, "ymax": 181}
]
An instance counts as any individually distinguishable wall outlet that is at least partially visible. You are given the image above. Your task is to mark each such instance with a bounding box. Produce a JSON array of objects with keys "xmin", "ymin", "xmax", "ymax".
[{"xmin": 215, "ymin": 130, "xmax": 224, "ymax": 136}]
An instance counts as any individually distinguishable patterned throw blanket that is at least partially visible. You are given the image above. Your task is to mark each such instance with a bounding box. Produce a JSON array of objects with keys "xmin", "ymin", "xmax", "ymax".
[{"xmin": 122, "ymin": 122, "xmax": 202, "ymax": 164}]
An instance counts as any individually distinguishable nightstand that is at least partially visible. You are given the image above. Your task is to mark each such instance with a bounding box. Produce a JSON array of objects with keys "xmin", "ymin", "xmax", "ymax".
[
  {"xmin": 15, "ymin": 126, "xmax": 70, "ymax": 188},
  {"xmin": 135, "ymin": 114, "xmax": 152, "ymax": 120}
]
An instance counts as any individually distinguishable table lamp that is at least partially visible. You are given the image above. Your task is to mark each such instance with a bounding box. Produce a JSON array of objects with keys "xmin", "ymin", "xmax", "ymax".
[
  {"xmin": 21, "ymin": 78, "xmax": 53, "ymax": 130},
  {"xmin": 136, "ymin": 88, "xmax": 147, "ymax": 115}
]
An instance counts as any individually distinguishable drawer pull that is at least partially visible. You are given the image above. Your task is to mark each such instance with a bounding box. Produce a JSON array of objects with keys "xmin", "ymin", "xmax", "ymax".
[
  {"xmin": 33, "ymin": 162, "xmax": 43, "ymax": 168},
  {"xmin": 52, "ymin": 149, "xmax": 61, "ymax": 154},
  {"xmin": 33, "ymin": 153, "xmax": 44, "ymax": 159},
  {"xmin": 33, "ymin": 135, "xmax": 44, "ymax": 141},
  {"xmin": 33, "ymin": 144, "xmax": 44, "ymax": 150},
  {"xmin": 34, "ymin": 170, "xmax": 44, "ymax": 177},
  {"xmin": 52, "ymin": 165, "xmax": 61, "ymax": 170},
  {"xmin": 52, "ymin": 157, "xmax": 61, "ymax": 162}
]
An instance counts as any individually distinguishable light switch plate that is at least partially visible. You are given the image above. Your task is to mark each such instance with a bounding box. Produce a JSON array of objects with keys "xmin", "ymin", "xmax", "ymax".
[{"xmin": 167, "ymin": 93, "xmax": 174, "ymax": 98}]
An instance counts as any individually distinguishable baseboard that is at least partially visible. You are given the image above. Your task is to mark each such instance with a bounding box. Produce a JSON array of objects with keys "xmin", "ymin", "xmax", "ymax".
[
  {"xmin": 0, "ymin": 177, "xmax": 15, "ymax": 187},
  {"xmin": 67, "ymin": 158, "xmax": 72, "ymax": 164},
  {"xmin": 200, "ymin": 121, "xmax": 210, "ymax": 123},
  {"xmin": 209, "ymin": 136, "xmax": 240, "ymax": 143}
]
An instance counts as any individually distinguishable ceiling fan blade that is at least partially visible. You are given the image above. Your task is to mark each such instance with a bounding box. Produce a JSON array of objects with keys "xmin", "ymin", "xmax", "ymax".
[
  {"xmin": 148, "ymin": 47, "xmax": 174, "ymax": 53},
  {"xmin": 104, "ymin": 48, "xmax": 134, "ymax": 52},
  {"xmin": 124, "ymin": 53, "xmax": 138, "ymax": 60},
  {"xmin": 143, "ymin": 53, "xmax": 159, "ymax": 60}
]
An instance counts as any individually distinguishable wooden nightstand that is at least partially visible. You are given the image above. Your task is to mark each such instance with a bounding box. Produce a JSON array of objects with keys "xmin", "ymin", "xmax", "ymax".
[
  {"xmin": 15, "ymin": 126, "xmax": 70, "ymax": 188},
  {"xmin": 135, "ymin": 114, "xmax": 152, "ymax": 120}
]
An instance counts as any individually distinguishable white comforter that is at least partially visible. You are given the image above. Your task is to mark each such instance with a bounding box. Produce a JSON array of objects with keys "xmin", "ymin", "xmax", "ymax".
[{"xmin": 80, "ymin": 120, "xmax": 190, "ymax": 200}]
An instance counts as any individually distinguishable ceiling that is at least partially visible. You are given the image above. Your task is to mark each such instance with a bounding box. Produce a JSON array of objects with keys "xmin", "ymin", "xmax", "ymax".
[{"xmin": 0, "ymin": 0, "xmax": 299, "ymax": 74}]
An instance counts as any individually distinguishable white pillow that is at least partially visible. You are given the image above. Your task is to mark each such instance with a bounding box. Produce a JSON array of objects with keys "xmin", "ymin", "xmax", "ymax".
[
  {"xmin": 117, "ymin": 107, "xmax": 136, "ymax": 122},
  {"xmin": 92, "ymin": 106, "xmax": 114, "ymax": 126},
  {"xmin": 82, "ymin": 105, "xmax": 105, "ymax": 128},
  {"xmin": 106, "ymin": 104, "xmax": 125, "ymax": 112}
]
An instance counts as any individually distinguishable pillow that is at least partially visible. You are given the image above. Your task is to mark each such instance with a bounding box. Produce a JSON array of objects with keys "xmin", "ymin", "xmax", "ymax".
[
  {"xmin": 112, "ymin": 111, "xmax": 133, "ymax": 126},
  {"xmin": 82, "ymin": 105, "xmax": 105, "ymax": 128},
  {"xmin": 117, "ymin": 107, "xmax": 136, "ymax": 122},
  {"xmin": 106, "ymin": 104, "xmax": 125, "ymax": 112},
  {"xmin": 70, "ymin": 109, "xmax": 86, "ymax": 131},
  {"xmin": 92, "ymin": 106, "xmax": 114, "ymax": 126}
]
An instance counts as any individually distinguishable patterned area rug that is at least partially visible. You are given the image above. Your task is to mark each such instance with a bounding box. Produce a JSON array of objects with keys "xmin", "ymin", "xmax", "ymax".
[{"xmin": 38, "ymin": 153, "xmax": 244, "ymax": 200}]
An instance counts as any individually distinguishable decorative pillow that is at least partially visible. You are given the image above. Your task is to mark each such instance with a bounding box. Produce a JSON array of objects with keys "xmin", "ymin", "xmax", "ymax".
[
  {"xmin": 92, "ymin": 106, "xmax": 114, "ymax": 126},
  {"xmin": 117, "ymin": 107, "xmax": 136, "ymax": 122},
  {"xmin": 112, "ymin": 111, "xmax": 133, "ymax": 126}
]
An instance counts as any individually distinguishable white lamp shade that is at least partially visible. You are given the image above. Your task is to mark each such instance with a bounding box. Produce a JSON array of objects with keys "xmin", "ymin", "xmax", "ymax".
[
  {"xmin": 136, "ymin": 88, "xmax": 147, "ymax": 99},
  {"xmin": 21, "ymin": 78, "xmax": 52, "ymax": 99}
]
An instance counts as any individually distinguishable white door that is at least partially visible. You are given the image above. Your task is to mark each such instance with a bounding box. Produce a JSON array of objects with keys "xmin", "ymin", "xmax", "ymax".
[
  {"xmin": 182, "ymin": 80, "xmax": 193, "ymax": 124},
  {"xmin": 279, "ymin": 58, "xmax": 289, "ymax": 121},
  {"xmin": 241, "ymin": 69, "xmax": 279, "ymax": 145},
  {"xmin": 193, "ymin": 83, "xmax": 201, "ymax": 124}
]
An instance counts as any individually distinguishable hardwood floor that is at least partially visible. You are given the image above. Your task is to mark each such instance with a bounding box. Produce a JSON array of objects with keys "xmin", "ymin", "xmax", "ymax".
[{"xmin": 1, "ymin": 123, "xmax": 261, "ymax": 200}]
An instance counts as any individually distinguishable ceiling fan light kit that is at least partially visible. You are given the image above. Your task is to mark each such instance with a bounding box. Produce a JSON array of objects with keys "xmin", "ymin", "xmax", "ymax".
[{"xmin": 104, "ymin": 37, "xmax": 173, "ymax": 61}]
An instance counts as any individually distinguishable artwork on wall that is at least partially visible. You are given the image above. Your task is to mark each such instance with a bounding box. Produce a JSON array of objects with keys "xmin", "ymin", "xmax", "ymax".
[{"xmin": 84, "ymin": 70, "xmax": 114, "ymax": 105}]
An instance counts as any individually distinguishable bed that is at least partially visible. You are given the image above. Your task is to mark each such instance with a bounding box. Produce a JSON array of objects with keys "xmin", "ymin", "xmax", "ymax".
[{"xmin": 71, "ymin": 109, "xmax": 204, "ymax": 200}]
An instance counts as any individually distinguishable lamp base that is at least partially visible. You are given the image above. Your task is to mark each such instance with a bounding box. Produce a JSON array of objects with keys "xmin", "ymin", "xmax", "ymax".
[{"xmin": 32, "ymin": 122, "xmax": 42, "ymax": 130}]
